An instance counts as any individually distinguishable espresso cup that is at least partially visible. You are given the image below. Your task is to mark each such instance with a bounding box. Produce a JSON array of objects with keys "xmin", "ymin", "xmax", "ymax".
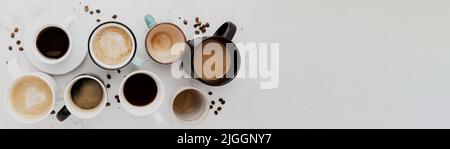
[
  {"xmin": 119, "ymin": 70, "xmax": 164, "ymax": 117},
  {"xmin": 88, "ymin": 21, "xmax": 138, "ymax": 70},
  {"xmin": 144, "ymin": 15, "xmax": 188, "ymax": 64},
  {"xmin": 4, "ymin": 57, "xmax": 56, "ymax": 123},
  {"xmin": 185, "ymin": 22, "xmax": 241, "ymax": 86},
  {"xmin": 31, "ymin": 16, "xmax": 73, "ymax": 65},
  {"xmin": 59, "ymin": 74, "xmax": 107, "ymax": 120},
  {"xmin": 171, "ymin": 87, "xmax": 208, "ymax": 124}
]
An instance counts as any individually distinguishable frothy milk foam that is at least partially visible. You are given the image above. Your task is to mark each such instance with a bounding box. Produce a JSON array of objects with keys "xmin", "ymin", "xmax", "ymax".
[
  {"xmin": 92, "ymin": 26, "xmax": 133, "ymax": 66},
  {"xmin": 11, "ymin": 76, "xmax": 53, "ymax": 118}
]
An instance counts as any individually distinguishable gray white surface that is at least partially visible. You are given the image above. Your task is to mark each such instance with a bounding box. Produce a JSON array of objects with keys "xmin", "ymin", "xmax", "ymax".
[{"xmin": 1, "ymin": 0, "xmax": 450, "ymax": 128}]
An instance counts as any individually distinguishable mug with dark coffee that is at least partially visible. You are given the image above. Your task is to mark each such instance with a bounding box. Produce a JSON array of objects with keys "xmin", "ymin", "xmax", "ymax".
[
  {"xmin": 88, "ymin": 21, "xmax": 142, "ymax": 70},
  {"xmin": 56, "ymin": 74, "xmax": 107, "ymax": 121},
  {"xmin": 31, "ymin": 16, "xmax": 74, "ymax": 64},
  {"xmin": 119, "ymin": 70, "xmax": 164, "ymax": 119},
  {"xmin": 185, "ymin": 22, "xmax": 241, "ymax": 86}
]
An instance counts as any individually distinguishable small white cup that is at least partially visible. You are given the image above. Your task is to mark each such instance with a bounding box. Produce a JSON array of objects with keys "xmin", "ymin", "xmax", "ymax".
[
  {"xmin": 170, "ymin": 87, "xmax": 209, "ymax": 125},
  {"xmin": 4, "ymin": 57, "xmax": 56, "ymax": 123},
  {"xmin": 64, "ymin": 74, "xmax": 107, "ymax": 119},
  {"xmin": 31, "ymin": 16, "xmax": 74, "ymax": 65},
  {"xmin": 119, "ymin": 70, "xmax": 165, "ymax": 120}
]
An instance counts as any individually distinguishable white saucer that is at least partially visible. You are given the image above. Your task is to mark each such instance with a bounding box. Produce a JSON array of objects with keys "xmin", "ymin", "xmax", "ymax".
[{"xmin": 25, "ymin": 11, "xmax": 88, "ymax": 75}]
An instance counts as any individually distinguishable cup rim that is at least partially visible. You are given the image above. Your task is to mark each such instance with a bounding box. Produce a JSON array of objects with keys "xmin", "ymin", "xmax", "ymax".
[
  {"xmin": 119, "ymin": 70, "xmax": 165, "ymax": 116},
  {"xmin": 33, "ymin": 24, "xmax": 72, "ymax": 65},
  {"xmin": 4, "ymin": 73, "xmax": 56, "ymax": 123},
  {"xmin": 170, "ymin": 87, "xmax": 209, "ymax": 125},
  {"xmin": 64, "ymin": 75, "xmax": 107, "ymax": 119},
  {"xmin": 88, "ymin": 21, "xmax": 137, "ymax": 70},
  {"xmin": 189, "ymin": 37, "xmax": 241, "ymax": 86},
  {"xmin": 145, "ymin": 22, "xmax": 187, "ymax": 65}
]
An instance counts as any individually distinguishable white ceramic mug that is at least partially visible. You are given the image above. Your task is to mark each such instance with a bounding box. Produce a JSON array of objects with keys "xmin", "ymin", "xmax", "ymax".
[
  {"xmin": 63, "ymin": 74, "xmax": 107, "ymax": 119},
  {"xmin": 31, "ymin": 15, "xmax": 74, "ymax": 65},
  {"xmin": 119, "ymin": 70, "xmax": 165, "ymax": 122},
  {"xmin": 4, "ymin": 57, "xmax": 57, "ymax": 123},
  {"xmin": 170, "ymin": 87, "xmax": 209, "ymax": 125}
]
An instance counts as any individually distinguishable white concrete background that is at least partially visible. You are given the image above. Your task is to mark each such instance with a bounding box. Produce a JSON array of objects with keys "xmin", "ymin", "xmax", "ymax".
[{"xmin": 1, "ymin": 0, "xmax": 450, "ymax": 128}]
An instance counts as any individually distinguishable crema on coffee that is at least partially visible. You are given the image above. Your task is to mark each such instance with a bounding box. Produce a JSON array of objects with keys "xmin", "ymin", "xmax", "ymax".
[{"xmin": 92, "ymin": 26, "xmax": 133, "ymax": 66}]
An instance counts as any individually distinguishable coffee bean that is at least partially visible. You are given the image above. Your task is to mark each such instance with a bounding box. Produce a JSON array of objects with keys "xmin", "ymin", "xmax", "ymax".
[
  {"xmin": 84, "ymin": 6, "xmax": 89, "ymax": 12},
  {"xmin": 218, "ymin": 98, "xmax": 223, "ymax": 102},
  {"xmin": 209, "ymin": 105, "xmax": 213, "ymax": 109},
  {"xmin": 217, "ymin": 107, "xmax": 222, "ymax": 111},
  {"xmin": 8, "ymin": 46, "xmax": 12, "ymax": 51},
  {"xmin": 183, "ymin": 20, "xmax": 187, "ymax": 25},
  {"xmin": 106, "ymin": 102, "xmax": 110, "ymax": 107},
  {"xmin": 107, "ymin": 74, "xmax": 111, "ymax": 79},
  {"xmin": 193, "ymin": 24, "xmax": 198, "ymax": 28},
  {"xmin": 106, "ymin": 84, "xmax": 111, "ymax": 88},
  {"xmin": 214, "ymin": 111, "xmax": 218, "ymax": 115},
  {"xmin": 178, "ymin": 17, "xmax": 181, "ymax": 19},
  {"xmin": 115, "ymin": 95, "xmax": 120, "ymax": 103},
  {"xmin": 201, "ymin": 29, "xmax": 206, "ymax": 33},
  {"xmin": 112, "ymin": 15, "xmax": 117, "ymax": 19},
  {"xmin": 90, "ymin": 11, "xmax": 93, "ymax": 14},
  {"xmin": 96, "ymin": 19, "xmax": 100, "ymax": 22},
  {"xmin": 6, "ymin": 61, "xmax": 8, "ymax": 64},
  {"xmin": 195, "ymin": 17, "xmax": 199, "ymax": 22},
  {"xmin": 211, "ymin": 100, "xmax": 215, "ymax": 105},
  {"xmin": 18, "ymin": 47, "xmax": 23, "ymax": 51},
  {"xmin": 50, "ymin": 110, "xmax": 56, "ymax": 114},
  {"xmin": 208, "ymin": 91, "xmax": 212, "ymax": 95},
  {"xmin": 10, "ymin": 33, "xmax": 15, "ymax": 38},
  {"xmin": 14, "ymin": 27, "xmax": 19, "ymax": 33},
  {"xmin": 16, "ymin": 40, "xmax": 21, "ymax": 45},
  {"xmin": 195, "ymin": 30, "xmax": 200, "ymax": 35},
  {"xmin": 117, "ymin": 69, "xmax": 121, "ymax": 73},
  {"xmin": 205, "ymin": 23, "xmax": 210, "ymax": 27},
  {"xmin": 96, "ymin": 9, "xmax": 100, "ymax": 13}
]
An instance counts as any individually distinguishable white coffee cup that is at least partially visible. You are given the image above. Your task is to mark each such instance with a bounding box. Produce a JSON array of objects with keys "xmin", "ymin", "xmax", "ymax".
[
  {"xmin": 31, "ymin": 16, "xmax": 74, "ymax": 65},
  {"xmin": 4, "ymin": 57, "xmax": 56, "ymax": 123},
  {"xmin": 119, "ymin": 70, "xmax": 165, "ymax": 122},
  {"xmin": 63, "ymin": 74, "xmax": 107, "ymax": 119},
  {"xmin": 170, "ymin": 87, "xmax": 209, "ymax": 125},
  {"xmin": 88, "ymin": 22, "xmax": 138, "ymax": 70}
]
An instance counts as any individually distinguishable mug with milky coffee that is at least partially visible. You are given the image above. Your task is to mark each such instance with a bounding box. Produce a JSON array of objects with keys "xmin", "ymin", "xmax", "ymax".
[
  {"xmin": 185, "ymin": 22, "xmax": 241, "ymax": 86},
  {"xmin": 144, "ymin": 15, "xmax": 188, "ymax": 64},
  {"xmin": 5, "ymin": 72, "xmax": 56, "ymax": 123},
  {"xmin": 88, "ymin": 22, "xmax": 137, "ymax": 70}
]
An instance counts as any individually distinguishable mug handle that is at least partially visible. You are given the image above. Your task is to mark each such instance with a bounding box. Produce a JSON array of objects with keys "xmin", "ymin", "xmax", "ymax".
[
  {"xmin": 213, "ymin": 21, "xmax": 237, "ymax": 41},
  {"xmin": 56, "ymin": 106, "xmax": 71, "ymax": 122},
  {"xmin": 144, "ymin": 15, "xmax": 157, "ymax": 29}
]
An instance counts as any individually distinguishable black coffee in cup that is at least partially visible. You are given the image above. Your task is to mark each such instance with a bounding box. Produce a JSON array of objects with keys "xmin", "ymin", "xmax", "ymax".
[
  {"xmin": 36, "ymin": 26, "xmax": 70, "ymax": 59},
  {"xmin": 123, "ymin": 73, "xmax": 157, "ymax": 106}
]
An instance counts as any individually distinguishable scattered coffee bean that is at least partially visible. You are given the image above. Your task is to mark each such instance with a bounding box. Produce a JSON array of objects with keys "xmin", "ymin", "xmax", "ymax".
[
  {"xmin": 50, "ymin": 110, "xmax": 56, "ymax": 114},
  {"xmin": 112, "ymin": 15, "xmax": 117, "ymax": 19},
  {"xmin": 117, "ymin": 69, "xmax": 121, "ymax": 73},
  {"xmin": 195, "ymin": 30, "xmax": 200, "ymax": 35},
  {"xmin": 6, "ymin": 61, "xmax": 8, "ymax": 64},
  {"xmin": 178, "ymin": 17, "xmax": 181, "ymax": 19},
  {"xmin": 218, "ymin": 98, "xmax": 223, "ymax": 102},
  {"xmin": 209, "ymin": 105, "xmax": 213, "ymax": 109},
  {"xmin": 10, "ymin": 33, "xmax": 15, "ymax": 38},
  {"xmin": 84, "ymin": 6, "xmax": 89, "ymax": 12},
  {"xmin": 96, "ymin": 9, "xmax": 100, "ymax": 13},
  {"xmin": 195, "ymin": 17, "xmax": 199, "ymax": 22},
  {"xmin": 96, "ymin": 19, "xmax": 101, "ymax": 22},
  {"xmin": 106, "ymin": 102, "xmax": 110, "ymax": 107},
  {"xmin": 217, "ymin": 107, "xmax": 222, "ymax": 111},
  {"xmin": 214, "ymin": 111, "xmax": 218, "ymax": 115},
  {"xmin": 106, "ymin": 84, "xmax": 111, "ymax": 88},
  {"xmin": 197, "ymin": 21, "xmax": 202, "ymax": 26},
  {"xmin": 16, "ymin": 40, "xmax": 21, "ymax": 45},
  {"xmin": 205, "ymin": 23, "xmax": 210, "ymax": 27},
  {"xmin": 183, "ymin": 20, "xmax": 187, "ymax": 25},
  {"xmin": 201, "ymin": 29, "xmax": 206, "ymax": 33},
  {"xmin": 90, "ymin": 11, "xmax": 93, "ymax": 14},
  {"xmin": 107, "ymin": 74, "xmax": 111, "ymax": 79},
  {"xmin": 208, "ymin": 91, "xmax": 212, "ymax": 95},
  {"xmin": 14, "ymin": 27, "xmax": 19, "ymax": 33},
  {"xmin": 8, "ymin": 46, "xmax": 12, "ymax": 51},
  {"xmin": 18, "ymin": 47, "xmax": 23, "ymax": 51},
  {"xmin": 115, "ymin": 95, "xmax": 120, "ymax": 103},
  {"xmin": 193, "ymin": 24, "xmax": 198, "ymax": 28},
  {"xmin": 211, "ymin": 100, "xmax": 215, "ymax": 105}
]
